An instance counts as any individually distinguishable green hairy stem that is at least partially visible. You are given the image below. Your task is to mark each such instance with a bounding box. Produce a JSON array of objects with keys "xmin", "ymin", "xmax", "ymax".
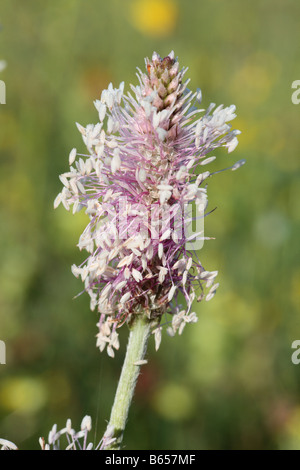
[{"xmin": 105, "ymin": 314, "xmax": 151, "ymax": 450}]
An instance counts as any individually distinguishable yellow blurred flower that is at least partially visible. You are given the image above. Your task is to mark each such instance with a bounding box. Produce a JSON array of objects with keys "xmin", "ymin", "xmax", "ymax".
[
  {"xmin": 0, "ymin": 377, "xmax": 47, "ymax": 414},
  {"xmin": 130, "ymin": 0, "xmax": 178, "ymax": 37},
  {"xmin": 151, "ymin": 382, "xmax": 195, "ymax": 421},
  {"xmin": 230, "ymin": 52, "xmax": 281, "ymax": 107}
]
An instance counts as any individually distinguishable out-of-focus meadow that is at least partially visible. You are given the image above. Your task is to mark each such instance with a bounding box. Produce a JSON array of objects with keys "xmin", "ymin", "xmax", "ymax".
[{"xmin": 0, "ymin": 0, "xmax": 299, "ymax": 450}]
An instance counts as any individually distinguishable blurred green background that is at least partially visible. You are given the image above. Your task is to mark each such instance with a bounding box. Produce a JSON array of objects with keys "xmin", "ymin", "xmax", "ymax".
[{"xmin": 0, "ymin": 0, "xmax": 300, "ymax": 450}]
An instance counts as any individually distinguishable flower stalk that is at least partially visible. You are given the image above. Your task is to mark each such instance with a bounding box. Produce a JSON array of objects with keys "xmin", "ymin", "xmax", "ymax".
[
  {"xmin": 51, "ymin": 50, "xmax": 244, "ymax": 451},
  {"xmin": 1, "ymin": 51, "xmax": 244, "ymax": 451},
  {"xmin": 105, "ymin": 314, "xmax": 151, "ymax": 450}
]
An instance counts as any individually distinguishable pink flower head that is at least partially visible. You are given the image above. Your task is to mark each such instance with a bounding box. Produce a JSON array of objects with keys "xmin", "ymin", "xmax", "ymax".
[{"xmin": 54, "ymin": 51, "xmax": 244, "ymax": 356}]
